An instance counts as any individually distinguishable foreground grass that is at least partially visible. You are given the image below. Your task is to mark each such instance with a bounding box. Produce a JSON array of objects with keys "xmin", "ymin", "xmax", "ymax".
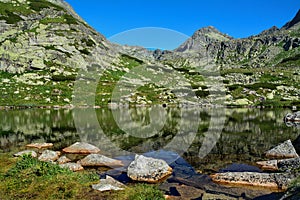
[{"xmin": 0, "ymin": 154, "xmax": 165, "ymax": 200}]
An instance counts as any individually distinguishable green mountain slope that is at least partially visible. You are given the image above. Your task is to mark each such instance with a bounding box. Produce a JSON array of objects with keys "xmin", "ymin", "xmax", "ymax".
[{"xmin": 0, "ymin": 0, "xmax": 299, "ymax": 107}]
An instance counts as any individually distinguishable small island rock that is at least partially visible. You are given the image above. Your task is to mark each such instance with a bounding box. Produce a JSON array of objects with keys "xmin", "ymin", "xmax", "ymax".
[
  {"xmin": 62, "ymin": 142, "xmax": 100, "ymax": 154},
  {"xmin": 127, "ymin": 155, "xmax": 172, "ymax": 183},
  {"xmin": 265, "ymin": 140, "xmax": 299, "ymax": 159},
  {"xmin": 79, "ymin": 154, "xmax": 123, "ymax": 168}
]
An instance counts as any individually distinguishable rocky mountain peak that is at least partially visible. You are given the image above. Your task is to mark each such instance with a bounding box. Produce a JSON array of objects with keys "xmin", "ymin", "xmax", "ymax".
[
  {"xmin": 175, "ymin": 26, "xmax": 232, "ymax": 52},
  {"xmin": 283, "ymin": 9, "xmax": 300, "ymax": 29}
]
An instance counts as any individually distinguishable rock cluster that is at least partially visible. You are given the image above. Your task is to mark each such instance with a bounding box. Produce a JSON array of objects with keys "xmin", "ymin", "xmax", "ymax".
[
  {"xmin": 14, "ymin": 142, "xmax": 173, "ymax": 192},
  {"xmin": 212, "ymin": 140, "xmax": 300, "ymax": 191}
]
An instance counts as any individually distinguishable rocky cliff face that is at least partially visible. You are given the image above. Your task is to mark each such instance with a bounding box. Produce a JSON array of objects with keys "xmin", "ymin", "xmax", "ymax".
[{"xmin": 0, "ymin": 0, "xmax": 118, "ymax": 74}]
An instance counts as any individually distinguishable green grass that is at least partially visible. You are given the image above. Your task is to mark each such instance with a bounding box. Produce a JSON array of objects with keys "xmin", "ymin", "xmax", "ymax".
[
  {"xmin": 114, "ymin": 184, "xmax": 165, "ymax": 200},
  {"xmin": 40, "ymin": 14, "xmax": 78, "ymax": 25},
  {"xmin": 0, "ymin": 155, "xmax": 100, "ymax": 200},
  {"xmin": 0, "ymin": 154, "xmax": 166, "ymax": 200},
  {"xmin": 40, "ymin": 17, "xmax": 66, "ymax": 24},
  {"xmin": 0, "ymin": 10, "xmax": 23, "ymax": 24},
  {"xmin": 29, "ymin": 0, "xmax": 64, "ymax": 12}
]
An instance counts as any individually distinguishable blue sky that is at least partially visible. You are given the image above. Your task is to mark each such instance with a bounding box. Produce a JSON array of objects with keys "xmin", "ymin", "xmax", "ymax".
[{"xmin": 65, "ymin": 0, "xmax": 300, "ymax": 49}]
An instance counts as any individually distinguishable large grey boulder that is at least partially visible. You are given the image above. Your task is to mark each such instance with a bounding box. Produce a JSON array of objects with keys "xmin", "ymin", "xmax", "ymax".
[
  {"xmin": 38, "ymin": 150, "xmax": 60, "ymax": 162},
  {"xmin": 62, "ymin": 142, "xmax": 100, "ymax": 154},
  {"xmin": 265, "ymin": 140, "xmax": 299, "ymax": 159},
  {"xmin": 79, "ymin": 154, "xmax": 123, "ymax": 168},
  {"xmin": 127, "ymin": 155, "xmax": 172, "ymax": 183},
  {"xmin": 92, "ymin": 176, "xmax": 125, "ymax": 192}
]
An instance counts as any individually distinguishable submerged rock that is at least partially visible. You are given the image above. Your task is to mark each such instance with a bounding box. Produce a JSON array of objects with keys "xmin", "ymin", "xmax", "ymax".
[
  {"xmin": 26, "ymin": 143, "xmax": 53, "ymax": 149},
  {"xmin": 92, "ymin": 176, "xmax": 125, "ymax": 192},
  {"xmin": 265, "ymin": 140, "xmax": 299, "ymax": 159},
  {"xmin": 62, "ymin": 142, "xmax": 100, "ymax": 154},
  {"xmin": 59, "ymin": 163, "xmax": 84, "ymax": 172},
  {"xmin": 79, "ymin": 154, "xmax": 123, "ymax": 168},
  {"xmin": 256, "ymin": 160, "xmax": 279, "ymax": 171},
  {"xmin": 211, "ymin": 172, "xmax": 294, "ymax": 190},
  {"xmin": 57, "ymin": 156, "xmax": 71, "ymax": 164},
  {"xmin": 14, "ymin": 150, "xmax": 37, "ymax": 158},
  {"xmin": 127, "ymin": 155, "xmax": 172, "ymax": 183},
  {"xmin": 38, "ymin": 150, "xmax": 60, "ymax": 162}
]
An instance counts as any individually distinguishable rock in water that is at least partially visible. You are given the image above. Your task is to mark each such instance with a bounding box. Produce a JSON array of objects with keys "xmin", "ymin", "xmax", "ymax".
[
  {"xmin": 38, "ymin": 150, "xmax": 60, "ymax": 162},
  {"xmin": 256, "ymin": 160, "xmax": 279, "ymax": 171},
  {"xmin": 62, "ymin": 142, "xmax": 100, "ymax": 154},
  {"xmin": 92, "ymin": 176, "xmax": 125, "ymax": 192},
  {"xmin": 265, "ymin": 140, "xmax": 299, "ymax": 159},
  {"xmin": 127, "ymin": 155, "xmax": 172, "ymax": 183},
  {"xmin": 26, "ymin": 143, "xmax": 53, "ymax": 149},
  {"xmin": 211, "ymin": 172, "xmax": 293, "ymax": 190},
  {"xmin": 59, "ymin": 163, "xmax": 84, "ymax": 172},
  {"xmin": 14, "ymin": 150, "xmax": 37, "ymax": 158},
  {"xmin": 79, "ymin": 154, "xmax": 123, "ymax": 167}
]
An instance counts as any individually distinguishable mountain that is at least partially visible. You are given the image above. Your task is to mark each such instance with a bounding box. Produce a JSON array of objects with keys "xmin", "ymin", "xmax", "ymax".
[
  {"xmin": 0, "ymin": 0, "xmax": 299, "ymax": 107},
  {"xmin": 175, "ymin": 26, "xmax": 233, "ymax": 52},
  {"xmin": 0, "ymin": 0, "xmax": 118, "ymax": 74},
  {"xmin": 283, "ymin": 9, "xmax": 300, "ymax": 29},
  {"xmin": 121, "ymin": 10, "xmax": 300, "ymax": 107}
]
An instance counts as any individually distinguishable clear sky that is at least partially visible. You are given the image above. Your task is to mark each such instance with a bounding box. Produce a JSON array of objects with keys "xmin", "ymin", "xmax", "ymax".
[{"xmin": 65, "ymin": 0, "xmax": 300, "ymax": 48}]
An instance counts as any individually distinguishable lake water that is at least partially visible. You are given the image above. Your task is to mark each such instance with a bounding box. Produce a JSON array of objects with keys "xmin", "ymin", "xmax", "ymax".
[{"xmin": 1, "ymin": 107, "xmax": 299, "ymax": 174}]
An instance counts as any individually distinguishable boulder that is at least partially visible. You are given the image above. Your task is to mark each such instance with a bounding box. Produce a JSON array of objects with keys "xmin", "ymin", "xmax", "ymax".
[
  {"xmin": 256, "ymin": 160, "xmax": 278, "ymax": 171},
  {"xmin": 59, "ymin": 163, "xmax": 84, "ymax": 172},
  {"xmin": 14, "ymin": 150, "xmax": 37, "ymax": 158},
  {"xmin": 265, "ymin": 140, "xmax": 299, "ymax": 159},
  {"xmin": 79, "ymin": 154, "xmax": 123, "ymax": 168},
  {"xmin": 62, "ymin": 142, "xmax": 100, "ymax": 154},
  {"xmin": 278, "ymin": 157, "xmax": 300, "ymax": 172},
  {"xmin": 38, "ymin": 150, "xmax": 60, "ymax": 162},
  {"xmin": 127, "ymin": 155, "xmax": 172, "ymax": 183},
  {"xmin": 92, "ymin": 176, "xmax": 125, "ymax": 192},
  {"xmin": 26, "ymin": 143, "xmax": 53, "ymax": 149},
  {"xmin": 57, "ymin": 156, "xmax": 71, "ymax": 164},
  {"xmin": 211, "ymin": 172, "xmax": 293, "ymax": 190}
]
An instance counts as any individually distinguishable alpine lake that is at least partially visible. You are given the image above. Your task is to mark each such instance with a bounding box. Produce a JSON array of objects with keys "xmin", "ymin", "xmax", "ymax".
[{"xmin": 0, "ymin": 106, "xmax": 299, "ymax": 199}]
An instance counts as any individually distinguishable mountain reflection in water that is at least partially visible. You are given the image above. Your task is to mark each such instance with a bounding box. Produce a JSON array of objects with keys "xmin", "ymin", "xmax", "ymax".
[{"xmin": 0, "ymin": 107, "xmax": 299, "ymax": 173}]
